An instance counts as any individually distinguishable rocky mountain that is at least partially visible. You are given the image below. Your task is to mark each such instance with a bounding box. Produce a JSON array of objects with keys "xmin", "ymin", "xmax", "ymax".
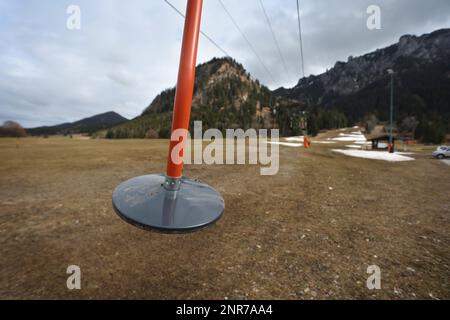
[
  {"xmin": 275, "ymin": 29, "xmax": 450, "ymax": 136},
  {"xmin": 27, "ymin": 111, "xmax": 128, "ymax": 136},
  {"xmin": 102, "ymin": 57, "xmax": 308, "ymax": 138}
]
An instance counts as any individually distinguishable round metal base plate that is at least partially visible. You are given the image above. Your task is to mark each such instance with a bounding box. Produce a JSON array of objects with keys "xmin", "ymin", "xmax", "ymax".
[{"xmin": 112, "ymin": 174, "xmax": 224, "ymax": 233}]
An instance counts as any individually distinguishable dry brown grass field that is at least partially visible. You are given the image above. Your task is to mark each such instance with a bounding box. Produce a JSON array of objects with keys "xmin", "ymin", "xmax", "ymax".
[{"xmin": 0, "ymin": 130, "xmax": 449, "ymax": 299}]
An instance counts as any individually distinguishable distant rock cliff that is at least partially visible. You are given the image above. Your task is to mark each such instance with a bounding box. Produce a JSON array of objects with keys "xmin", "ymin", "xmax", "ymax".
[{"xmin": 275, "ymin": 29, "xmax": 450, "ymax": 109}]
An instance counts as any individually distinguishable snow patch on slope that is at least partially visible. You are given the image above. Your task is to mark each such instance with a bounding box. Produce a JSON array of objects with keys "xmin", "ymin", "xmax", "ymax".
[{"xmin": 332, "ymin": 149, "xmax": 414, "ymax": 162}]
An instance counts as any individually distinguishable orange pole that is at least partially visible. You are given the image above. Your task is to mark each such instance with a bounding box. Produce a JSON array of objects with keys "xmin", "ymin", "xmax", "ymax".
[
  {"xmin": 166, "ymin": 0, "xmax": 203, "ymax": 179},
  {"xmin": 303, "ymin": 136, "xmax": 309, "ymax": 148}
]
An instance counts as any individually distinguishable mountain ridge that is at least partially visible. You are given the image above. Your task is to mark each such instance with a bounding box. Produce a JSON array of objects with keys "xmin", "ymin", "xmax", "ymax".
[
  {"xmin": 274, "ymin": 29, "xmax": 450, "ymax": 127},
  {"xmin": 27, "ymin": 111, "xmax": 128, "ymax": 136},
  {"xmin": 275, "ymin": 29, "xmax": 450, "ymax": 100}
]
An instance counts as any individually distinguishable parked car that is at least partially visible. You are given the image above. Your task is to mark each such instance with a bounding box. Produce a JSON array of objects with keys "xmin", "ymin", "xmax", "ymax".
[{"xmin": 432, "ymin": 146, "xmax": 450, "ymax": 159}]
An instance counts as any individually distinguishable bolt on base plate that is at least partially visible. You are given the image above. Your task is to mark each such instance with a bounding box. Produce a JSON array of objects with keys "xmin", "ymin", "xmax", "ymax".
[{"xmin": 112, "ymin": 174, "xmax": 224, "ymax": 233}]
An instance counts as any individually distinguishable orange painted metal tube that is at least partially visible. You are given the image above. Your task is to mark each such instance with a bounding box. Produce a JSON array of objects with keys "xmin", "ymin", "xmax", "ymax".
[{"xmin": 166, "ymin": 0, "xmax": 203, "ymax": 178}]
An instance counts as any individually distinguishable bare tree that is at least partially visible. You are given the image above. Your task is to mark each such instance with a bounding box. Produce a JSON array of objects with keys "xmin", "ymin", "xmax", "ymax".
[
  {"xmin": 145, "ymin": 129, "xmax": 159, "ymax": 139},
  {"xmin": 400, "ymin": 116, "xmax": 419, "ymax": 136},
  {"xmin": 0, "ymin": 121, "xmax": 27, "ymax": 137},
  {"xmin": 363, "ymin": 114, "xmax": 378, "ymax": 134}
]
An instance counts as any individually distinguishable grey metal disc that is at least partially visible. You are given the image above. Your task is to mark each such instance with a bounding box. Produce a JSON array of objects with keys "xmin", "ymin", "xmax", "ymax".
[{"xmin": 112, "ymin": 174, "xmax": 224, "ymax": 233}]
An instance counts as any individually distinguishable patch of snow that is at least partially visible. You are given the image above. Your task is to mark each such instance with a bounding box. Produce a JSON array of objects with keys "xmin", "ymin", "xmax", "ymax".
[
  {"xmin": 346, "ymin": 133, "xmax": 365, "ymax": 137},
  {"xmin": 333, "ymin": 136, "xmax": 367, "ymax": 142},
  {"xmin": 267, "ymin": 141, "xmax": 303, "ymax": 147},
  {"xmin": 332, "ymin": 149, "xmax": 415, "ymax": 162},
  {"xmin": 441, "ymin": 159, "xmax": 450, "ymax": 166},
  {"xmin": 353, "ymin": 126, "xmax": 359, "ymax": 129},
  {"xmin": 313, "ymin": 141, "xmax": 336, "ymax": 144},
  {"xmin": 284, "ymin": 136, "xmax": 304, "ymax": 142},
  {"xmin": 333, "ymin": 132, "xmax": 367, "ymax": 142}
]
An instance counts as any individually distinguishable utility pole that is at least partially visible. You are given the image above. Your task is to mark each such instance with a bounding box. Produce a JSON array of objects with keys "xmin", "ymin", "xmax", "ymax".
[{"xmin": 387, "ymin": 69, "xmax": 395, "ymax": 153}]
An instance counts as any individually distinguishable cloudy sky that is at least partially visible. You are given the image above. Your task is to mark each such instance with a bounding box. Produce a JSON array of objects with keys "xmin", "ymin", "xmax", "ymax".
[{"xmin": 1, "ymin": 0, "xmax": 449, "ymax": 127}]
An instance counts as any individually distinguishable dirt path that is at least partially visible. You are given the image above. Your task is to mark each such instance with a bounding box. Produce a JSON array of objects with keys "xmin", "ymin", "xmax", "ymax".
[{"xmin": 0, "ymin": 134, "xmax": 449, "ymax": 299}]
